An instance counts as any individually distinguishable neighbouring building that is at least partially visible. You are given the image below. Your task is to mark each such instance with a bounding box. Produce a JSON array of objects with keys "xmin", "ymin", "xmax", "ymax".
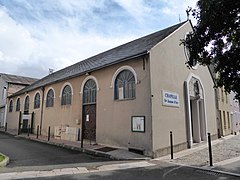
[
  {"xmin": 0, "ymin": 73, "xmax": 38, "ymax": 127},
  {"xmin": 6, "ymin": 21, "xmax": 218, "ymax": 157},
  {"xmin": 215, "ymin": 87, "xmax": 232, "ymax": 136},
  {"xmin": 230, "ymin": 91, "xmax": 240, "ymax": 134}
]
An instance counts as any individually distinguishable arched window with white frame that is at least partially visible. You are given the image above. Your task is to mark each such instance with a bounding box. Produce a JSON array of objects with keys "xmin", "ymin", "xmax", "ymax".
[
  {"xmin": 34, "ymin": 92, "xmax": 40, "ymax": 109},
  {"xmin": 114, "ymin": 69, "xmax": 136, "ymax": 100},
  {"xmin": 24, "ymin": 96, "xmax": 30, "ymax": 113},
  {"xmin": 46, "ymin": 89, "xmax": 54, "ymax": 107},
  {"xmin": 61, "ymin": 85, "xmax": 72, "ymax": 105},
  {"xmin": 9, "ymin": 99, "xmax": 13, "ymax": 112},
  {"xmin": 16, "ymin": 98, "xmax": 20, "ymax": 111}
]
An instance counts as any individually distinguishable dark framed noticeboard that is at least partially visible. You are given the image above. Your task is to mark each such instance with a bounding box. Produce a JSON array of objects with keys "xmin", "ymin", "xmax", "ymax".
[{"xmin": 131, "ymin": 116, "xmax": 145, "ymax": 133}]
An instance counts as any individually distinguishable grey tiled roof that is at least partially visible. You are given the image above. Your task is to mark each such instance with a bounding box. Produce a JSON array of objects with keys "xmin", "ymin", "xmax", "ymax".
[
  {"xmin": 0, "ymin": 73, "xmax": 38, "ymax": 85},
  {"xmin": 12, "ymin": 21, "xmax": 186, "ymax": 97}
]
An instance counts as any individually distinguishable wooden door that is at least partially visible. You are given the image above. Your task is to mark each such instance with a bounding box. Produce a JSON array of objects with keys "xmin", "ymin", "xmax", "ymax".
[{"xmin": 82, "ymin": 104, "xmax": 96, "ymax": 140}]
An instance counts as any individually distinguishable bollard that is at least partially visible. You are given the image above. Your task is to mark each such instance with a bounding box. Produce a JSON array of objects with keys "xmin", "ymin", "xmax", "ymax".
[
  {"xmin": 5, "ymin": 123, "xmax": 7, "ymax": 132},
  {"xmin": 48, "ymin": 126, "xmax": 50, "ymax": 141},
  {"xmin": 28, "ymin": 125, "xmax": 30, "ymax": 136},
  {"xmin": 208, "ymin": 133, "xmax": 213, "ymax": 166},
  {"xmin": 170, "ymin": 131, "xmax": 173, "ymax": 159},
  {"xmin": 0, "ymin": 122, "xmax": 1, "ymax": 127},
  {"xmin": 37, "ymin": 125, "xmax": 39, "ymax": 139},
  {"xmin": 78, "ymin": 128, "xmax": 80, "ymax": 141}
]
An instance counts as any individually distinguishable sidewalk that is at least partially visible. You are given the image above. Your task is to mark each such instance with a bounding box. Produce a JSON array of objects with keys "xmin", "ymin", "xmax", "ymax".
[
  {"xmin": 156, "ymin": 134, "xmax": 240, "ymax": 176},
  {"xmin": 0, "ymin": 128, "xmax": 149, "ymax": 161}
]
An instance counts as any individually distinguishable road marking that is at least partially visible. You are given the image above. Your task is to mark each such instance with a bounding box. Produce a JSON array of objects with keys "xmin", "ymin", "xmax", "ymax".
[{"xmin": 0, "ymin": 161, "xmax": 155, "ymax": 179}]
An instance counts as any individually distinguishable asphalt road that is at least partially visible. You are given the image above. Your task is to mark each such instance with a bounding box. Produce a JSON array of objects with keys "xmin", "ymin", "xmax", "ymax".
[
  {"xmin": 28, "ymin": 164, "xmax": 240, "ymax": 180},
  {"xmin": 0, "ymin": 132, "xmax": 111, "ymax": 168}
]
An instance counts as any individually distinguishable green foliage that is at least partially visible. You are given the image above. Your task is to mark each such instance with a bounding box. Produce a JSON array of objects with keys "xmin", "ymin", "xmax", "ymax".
[
  {"xmin": 182, "ymin": 0, "xmax": 240, "ymax": 99},
  {"xmin": 0, "ymin": 154, "xmax": 5, "ymax": 162}
]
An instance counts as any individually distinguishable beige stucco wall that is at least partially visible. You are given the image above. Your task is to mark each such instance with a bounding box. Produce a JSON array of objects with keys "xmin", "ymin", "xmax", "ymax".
[
  {"xmin": 149, "ymin": 21, "xmax": 217, "ymax": 156},
  {"xmin": 6, "ymin": 57, "xmax": 152, "ymax": 155},
  {"xmin": 217, "ymin": 87, "xmax": 231, "ymax": 135}
]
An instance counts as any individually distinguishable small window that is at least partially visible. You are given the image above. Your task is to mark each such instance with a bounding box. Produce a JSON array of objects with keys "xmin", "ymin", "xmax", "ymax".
[
  {"xmin": 83, "ymin": 79, "xmax": 97, "ymax": 105},
  {"xmin": 61, "ymin": 85, "xmax": 72, "ymax": 105},
  {"xmin": 24, "ymin": 96, "xmax": 30, "ymax": 113},
  {"xmin": 34, "ymin": 93, "xmax": 40, "ymax": 109},
  {"xmin": 16, "ymin": 98, "xmax": 20, "ymax": 111},
  {"xmin": 46, "ymin": 89, "xmax": 54, "ymax": 107},
  {"xmin": 114, "ymin": 70, "xmax": 136, "ymax": 100},
  {"xmin": 9, "ymin": 100, "xmax": 13, "ymax": 112}
]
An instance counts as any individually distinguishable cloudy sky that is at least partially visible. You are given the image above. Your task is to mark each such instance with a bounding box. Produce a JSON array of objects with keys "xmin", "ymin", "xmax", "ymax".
[{"xmin": 0, "ymin": 0, "xmax": 197, "ymax": 78}]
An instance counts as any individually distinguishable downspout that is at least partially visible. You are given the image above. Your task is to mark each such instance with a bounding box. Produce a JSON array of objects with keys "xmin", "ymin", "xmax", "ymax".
[
  {"xmin": 40, "ymin": 86, "xmax": 45, "ymax": 135},
  {"xmin": 3, "ymin": 86, "xmax": 8, "ymax": 127},
  {"xmin": 184, "ymin": 81, "xmax": 192, "ymax": 148}
]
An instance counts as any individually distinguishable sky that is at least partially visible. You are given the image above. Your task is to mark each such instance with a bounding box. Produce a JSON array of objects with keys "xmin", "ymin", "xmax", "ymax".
[{"xmin": 0, "ymin": 0, "xmax": 198, "ymax": 79}]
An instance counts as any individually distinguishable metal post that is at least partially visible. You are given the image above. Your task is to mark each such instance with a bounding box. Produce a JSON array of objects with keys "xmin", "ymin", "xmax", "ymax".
[
  {"xmin": 170, "ymin": 131, "xmax": 173, "ymax": 159},
  {"xmin": 27, "ymin": 125, "xmax": 30, "ymax": 136},
  {"xmin": 37, "ymin": 125, "xmax": 39, "ymax": 139},
  {"xmin": 48, "ymin": 126, "xmax": 50, "ymax": 141},
  {"xmin": 5, "ymin": 123, "xmax": 7, "ymax": 132},
  {"xmin": 208, "ymin": 133, "xmax": 213, "ymax": 166},
  {"xmin": 78, "ymin": 128, "xmax": 80, "ymax": 141},
  {"xmin": 81, "ymin": 123, "xmax": 84, "ymax": 148}
]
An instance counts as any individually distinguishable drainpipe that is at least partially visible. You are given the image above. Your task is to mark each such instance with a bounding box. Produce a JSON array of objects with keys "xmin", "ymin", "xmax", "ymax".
[
  {"xmin": 3, "ymin": 86, "xmax": 7, "ymax": 127},
  {"xmin": 40, "ymin": 86, "xmax": 45, "ymax": 135},
  {"xmin": 184, "ymin": 81, "xmax": 192, "ymax": 148}
]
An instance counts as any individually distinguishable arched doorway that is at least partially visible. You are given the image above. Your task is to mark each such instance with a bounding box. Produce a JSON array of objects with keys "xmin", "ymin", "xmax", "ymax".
[
  {"xmin": 82, "ymin": 79, "xmax": 97, "ymax": 141},
  {"xmin": 185, "ymin": 74, "xmax": 207, "ymax": 148}
]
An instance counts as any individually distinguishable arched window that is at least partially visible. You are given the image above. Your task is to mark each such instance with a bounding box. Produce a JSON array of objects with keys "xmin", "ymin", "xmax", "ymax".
[
  {"xmin": 16, "ymin": 98, "xmax": 20, "ymax": 111},
  {"xmin": 24, "ymin": 96, "xmax": 30, "ymax": 113},
  {"xmin": 114, "ymin": 70, "xmax": 136, "ymax": 100},
  {"xmin": 83, "ymin": 79, "xmax": 97, "ymax": 105},
  {"xmin": 46, "ymin": 89, "xmax": 54, "ymax": 107},
  {"xmin": 9, "ymin": 100, "xmax": 13, "ymax": 112},
  {"xmin": 34, "ymin": 93, "xmax": 40, "ymax": 109},
  {"xmin": 61, "ymin": 85, "xmax": 72, "ymax": 105}
]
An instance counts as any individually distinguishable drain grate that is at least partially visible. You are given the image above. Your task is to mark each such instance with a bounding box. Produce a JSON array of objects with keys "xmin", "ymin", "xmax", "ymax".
[{"xmin": 95, "ymin": 147, "xmax": 117, "ymax": 152}]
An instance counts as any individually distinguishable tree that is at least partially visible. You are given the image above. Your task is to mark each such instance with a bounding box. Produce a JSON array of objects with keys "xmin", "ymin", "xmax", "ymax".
[{"xmin": 182, "ymin": 0, "xmax": 240, "ymax": 100}]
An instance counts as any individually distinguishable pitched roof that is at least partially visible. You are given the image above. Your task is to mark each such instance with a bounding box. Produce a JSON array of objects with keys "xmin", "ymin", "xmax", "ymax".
[
  {"xmin": 0, "ymin": 73, "xmax": 38, "ymax": 85},
  {"xmin": 11, "ymin": 21, "xmax": 187, "ymax": 97}
]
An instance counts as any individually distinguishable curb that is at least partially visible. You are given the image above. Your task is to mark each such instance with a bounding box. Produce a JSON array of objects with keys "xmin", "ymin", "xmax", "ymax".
[
  {"xmin": 0, "ymin": 153, "xmax": 9, "ymax": 167},
  {"xmin": 166, "ymin": 160, "xmax": 240, "ymax": 178}
]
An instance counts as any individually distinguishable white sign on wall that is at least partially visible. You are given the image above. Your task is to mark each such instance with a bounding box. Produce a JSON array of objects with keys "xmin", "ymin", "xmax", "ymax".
[
  {"xmin": 162, "ymin": 90, "xmax": 180, "ymax": 107},
  {"xmin": 22, "ymin": 114, "xmax": 31, "ymax": 120}
]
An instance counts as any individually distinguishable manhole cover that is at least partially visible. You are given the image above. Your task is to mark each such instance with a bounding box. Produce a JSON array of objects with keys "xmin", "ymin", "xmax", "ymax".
[{"xmin": 96, "ymin": 147, "xmax": 117, "ymax": 152}]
